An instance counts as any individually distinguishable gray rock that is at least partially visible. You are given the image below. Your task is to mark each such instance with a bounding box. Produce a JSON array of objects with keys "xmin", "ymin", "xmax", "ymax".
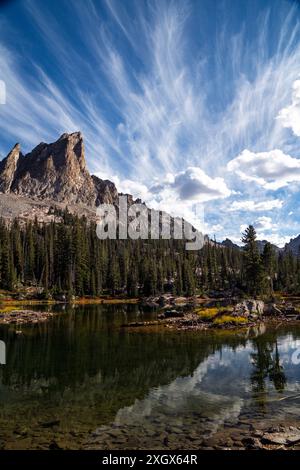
[
  {"xmin": 233, "ymin": 300, "xmax": 264, "ymax": 318},
  {"xmin": 0, "ymin": 132, "xmax": 119, "ymax": 207},
  {"xmin": 261, "ymin": 430, "xmax": 300, "ymax": 445},
  {"xmin": 0, "ymin": 143, "xmax": 23, "ymax": 193},
  {"xmin": 249, "ymin": 314, "xmax": 258, "ymax": 321},
  {"xmin": 164, "ymin": 309, "xmax": 184, "ymax": 318},
  {"xmin": 241, "ymin": 437, "xmax": 262, "ymax": 449}
]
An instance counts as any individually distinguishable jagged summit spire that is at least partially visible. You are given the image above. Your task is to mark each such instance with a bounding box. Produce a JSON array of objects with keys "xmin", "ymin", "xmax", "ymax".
[
  {"xmin": 0, "ymin": 143, "xmax": 23, "ymax": 193},
  {"xmin": 58, "ymin": 131, "xmax": 82, "ymax": 141},
  {"xmin": 12, "ymin": 143, "xmax": 21, "ymax": 151},
  {"xmin": 0, "ymin": 132, "xmax": 118, "ymax": 206}
]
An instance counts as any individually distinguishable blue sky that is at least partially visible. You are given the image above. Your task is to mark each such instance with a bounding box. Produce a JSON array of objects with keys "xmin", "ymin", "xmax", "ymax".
[{"xmin": 1, "ymin": 0, "xmax": 300, "ymax": 246}]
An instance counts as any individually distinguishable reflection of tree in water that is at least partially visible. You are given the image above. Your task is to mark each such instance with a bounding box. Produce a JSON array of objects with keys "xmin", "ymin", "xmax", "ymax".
[
  {"xmin": 250, "ymin": 336, "xmax": 286, "ymax": 408},
  {"xmin": 269, "ymin": 344, "xmax": 286, "ymax": 391}
]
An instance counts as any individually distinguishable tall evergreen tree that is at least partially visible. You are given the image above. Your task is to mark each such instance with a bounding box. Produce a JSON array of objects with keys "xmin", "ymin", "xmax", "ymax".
[
  {"xmin": 241, "ymin": 225, "xmax": 263, "ymax": 296},
  {"xmin": 262, "ymin": 242, "xmax": 276, "ymax": 295}
]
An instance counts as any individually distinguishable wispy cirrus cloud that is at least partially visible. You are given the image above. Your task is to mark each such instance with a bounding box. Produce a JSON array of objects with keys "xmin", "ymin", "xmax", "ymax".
[
  {"xmin": 0, "ymin": 44, "xmax": 123, "ymax": 176},
  {"xmin": 277, "ymin": 79, "xmax": 300, "ymax": 137},
  {"xmin": 1, "ymin": 0, "xmax": 300, "ymax": 243},
  {"xmin": 227, "ymin": 199, "xmax": 284, "ymax": 212}
]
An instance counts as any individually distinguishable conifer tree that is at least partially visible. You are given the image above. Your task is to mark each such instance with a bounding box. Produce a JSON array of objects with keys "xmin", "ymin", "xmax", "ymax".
[
  {"xmin": 241, "ymin": 225, "xmax": 263, "ymax": 296},
  {"xmin": 262, "ymin": 242, "xmax": 276, "ymax": 294}
]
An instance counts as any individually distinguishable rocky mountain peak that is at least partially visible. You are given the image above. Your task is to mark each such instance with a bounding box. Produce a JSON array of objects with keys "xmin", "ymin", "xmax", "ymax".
[
  {"xmin": 221, "ymin": 238, "xmax": 240, "ymax": 250},
  {"xmin": 0, "ymin": 132, "xmax": 118, "ymax": 207},
  {"xmin": 285, "ymin": 234, "xmax": 300, "ymax": 255},
  {"xmin": 0, "ymin": 143, "xmax": 23, "ymax": 193},
  {"xmin": 55, "ymin": 131, "xmax": 86, "ymax": 171}
]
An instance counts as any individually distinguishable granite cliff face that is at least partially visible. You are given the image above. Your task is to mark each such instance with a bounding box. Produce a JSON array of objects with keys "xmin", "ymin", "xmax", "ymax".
[
  {"xmin": 0, "ymin": 132, "xmax": 118, "ymax": 207},
  {"xmin": 284, "ymin": 234, "xmax": 300, "ymax": 255},
  {"xmin": 0, "ymin": 143, "xmax": 23, "ymax": 193}
]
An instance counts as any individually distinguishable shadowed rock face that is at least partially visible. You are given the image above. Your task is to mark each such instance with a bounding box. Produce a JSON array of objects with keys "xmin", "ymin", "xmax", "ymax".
[
  {"xmin": 285, "ymin": 234, "xmax": 300, "ymax": 255},
  {"xmin": 0, "ymin": 143, "xmax": 23, "ymax": 193},
  {"xmin": 0, "ymin": 132, "xmax": 118, "ymax": 206}
]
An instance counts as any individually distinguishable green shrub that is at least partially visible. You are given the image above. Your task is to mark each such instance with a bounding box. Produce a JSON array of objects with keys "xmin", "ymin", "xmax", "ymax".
[{"xmin": 213, "ymin": 315, "xmax": 247, "ymax": 326}]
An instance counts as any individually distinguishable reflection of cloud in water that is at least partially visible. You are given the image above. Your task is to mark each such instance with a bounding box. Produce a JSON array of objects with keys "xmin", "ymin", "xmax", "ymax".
[
  {"xmin": 90, "ymin": 330, "xmax": 300, "ymax": 444},
  {"xmin": 112, "ymin": 335, "xmax": 300, "ymax": 431},
  {"xmin": 277, "ymin": 336, "xmax": 300, "ymax": 354},
  {"xmin": 114, "ymin": 354, "xmax": 243, "ymax": 436}
]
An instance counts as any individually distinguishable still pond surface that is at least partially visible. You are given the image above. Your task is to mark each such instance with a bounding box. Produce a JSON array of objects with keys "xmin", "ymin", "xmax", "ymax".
[{"xmin": 0, "ymin": 304, "xmax": 300, "ymax": 449}]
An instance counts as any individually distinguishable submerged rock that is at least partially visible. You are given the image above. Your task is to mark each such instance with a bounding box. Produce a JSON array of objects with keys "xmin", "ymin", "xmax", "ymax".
[
  {"xmin": 163, "ymin": 309, "xmax": 185, "ymax": 318},
  {"xmin": 261, "ymin": 429, "xmax": 300, "ymax": 446},
  {"xmin": 241, "ymin": 436, "xmax": 263, "ymax": 449}
]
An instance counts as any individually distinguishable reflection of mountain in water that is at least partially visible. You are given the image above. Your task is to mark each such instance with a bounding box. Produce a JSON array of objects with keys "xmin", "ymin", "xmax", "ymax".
[
  {"xmin": 113, "ymin": 354, "xmax": 244, "ymax": 439},
  {"xmin": 0, "ymin": 304, "xmax": 252, "ymax": 440},
  {"xmin": 1, "ymin": 305, "xmax": 300, "ymax": 449},
  {"xmin": 0, "ymin": 304, "xmax": 248, "ymax": 394}
]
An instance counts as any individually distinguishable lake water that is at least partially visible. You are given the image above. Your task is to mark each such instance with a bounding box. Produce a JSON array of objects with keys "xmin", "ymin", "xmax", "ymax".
[{"xmin": 1, "ymin": 304, "xmax": 300, "ymax": 449}]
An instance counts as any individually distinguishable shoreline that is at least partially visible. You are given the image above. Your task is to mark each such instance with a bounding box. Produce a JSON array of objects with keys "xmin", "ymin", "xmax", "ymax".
[
  {"xmin": 123, "ymin": 296, "xmax": 300, "ymax": 331},
  {"xmin": 0, "ymin": 296, "xmax": 140, "ymax": 306},
  {"xmin": 85, "ymin": 418, "xmax": 300, "ymax": 451},
  {"xmin": 1, "ymin": 293, "xmax": 300, "ymax": 328},
  {"xmin": 0, "ymin": 296, "xmax": 139, "ymax": 326}
]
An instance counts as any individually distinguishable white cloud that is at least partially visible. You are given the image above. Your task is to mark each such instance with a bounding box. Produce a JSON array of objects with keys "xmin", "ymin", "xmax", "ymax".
[
  {"xmin": 257, "ymin": 233, "xmax": 297, "ymax": 248},
  {"xmin": 227, "ymin": 149, "xmax": 300, "ymax": 190},
  {"xmin": 171, "ymin": 167, "xmax": 231, "ymax": 202},
  {"xmin": 97, "ymin": 167, "xmax": 231, "ymax": 205},
  {"xmin": 95, "ymin": 172, "xmax": 151, "ymax": 201},
  {"xmin": 96, "ymin": 166, "xmax": 230, "ymax": 233},
  {"xmin": 143, "ymin": 166, "xmax": 231, "ymax": 231},
  {"xmin": 241, "ymin": 216, "xmax": 278, "ymax": 236},
  {"xmin": 228, "ymin": 199, "xmax": 283, "ymax": 212},
  {"xmin": 254, "ymin": 216, "xmax": 278, "ymax": 232},
  {"xmin": 238, "ymin": 223, "xmax": 292, "ymax": 247},
  {"xmin": 277, "ymin": 79, "xmax": 300, "ymax": 136},
  {"xmin": 239, "ymin": 224, "xmax": 248, "ymax": 234},
  {"xmin": 140, "ymin": 167, "xmax": 230, "ymax": 232},
  {"xmin": 209, "ymin": 224, "xmax": 224, "ymax": 233}
]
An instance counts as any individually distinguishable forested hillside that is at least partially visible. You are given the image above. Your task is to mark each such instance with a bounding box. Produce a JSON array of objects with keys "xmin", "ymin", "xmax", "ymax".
[{"xmin": 0, "ymin": 210, "xmax": 299, "ymax": 298}]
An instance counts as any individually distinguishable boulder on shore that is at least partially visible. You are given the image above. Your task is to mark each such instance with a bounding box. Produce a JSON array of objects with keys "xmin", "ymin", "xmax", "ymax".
[
  {"xmin": 232, "ymin": 300, "xmax": 264, "ymax": 318},
  {"xmin": 160, "ymin": 309, "xmax": 185, "ymax": 319}
]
